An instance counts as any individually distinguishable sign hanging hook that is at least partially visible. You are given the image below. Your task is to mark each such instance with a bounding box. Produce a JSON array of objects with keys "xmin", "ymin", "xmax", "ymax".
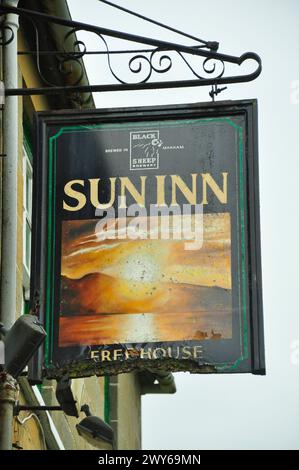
[{"xmin": 209, "ymin": 84, "xmax": 228, "ymax": 101}]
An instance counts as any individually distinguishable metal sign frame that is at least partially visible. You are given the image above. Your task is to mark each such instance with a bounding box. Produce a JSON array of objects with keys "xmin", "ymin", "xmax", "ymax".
[{"xmin": 31, "ymin": 100, "xmax": 265, "ymax": 379}]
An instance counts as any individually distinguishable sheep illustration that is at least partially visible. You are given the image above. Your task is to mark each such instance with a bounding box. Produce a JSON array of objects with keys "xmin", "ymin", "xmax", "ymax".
[{"xmin": 133, "ymin": 138, "xmax": 163, "ymax": 160}]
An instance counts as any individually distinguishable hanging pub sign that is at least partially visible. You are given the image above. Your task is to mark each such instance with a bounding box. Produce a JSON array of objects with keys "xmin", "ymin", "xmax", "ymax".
[{"xmin": 31, "ymin": 100, "xmax": 265, "ymax": 378}]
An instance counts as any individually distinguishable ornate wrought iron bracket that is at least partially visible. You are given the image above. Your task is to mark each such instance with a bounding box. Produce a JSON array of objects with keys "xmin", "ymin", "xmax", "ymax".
[{"xmin": 0, "ymin": 4, "xmax": 262, "ymax": 97}]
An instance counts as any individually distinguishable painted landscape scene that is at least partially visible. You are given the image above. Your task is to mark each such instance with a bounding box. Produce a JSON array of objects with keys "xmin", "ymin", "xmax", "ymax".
[{"xmin": 59, "ymin": 213, "xmax": 232, "ymax": 346}]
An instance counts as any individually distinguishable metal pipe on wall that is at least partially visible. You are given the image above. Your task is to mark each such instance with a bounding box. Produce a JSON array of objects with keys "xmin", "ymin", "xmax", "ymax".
[
  {"xmin": 0, "ymin": 0, "xmax": 19, "ymax": 451},
  {"xmin": 0, "ymin": 373, "xmax": 18, "ymax": 450},
  {"xmin": 1, "ymin": 0, "xmax": 19, "ymax": 328}
]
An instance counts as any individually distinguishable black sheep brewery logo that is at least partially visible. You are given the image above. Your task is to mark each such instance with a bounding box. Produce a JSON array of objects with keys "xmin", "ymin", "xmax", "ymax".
[{"xmin": 130, "ymin": 130, "xmax": 163, "ymax": 170}]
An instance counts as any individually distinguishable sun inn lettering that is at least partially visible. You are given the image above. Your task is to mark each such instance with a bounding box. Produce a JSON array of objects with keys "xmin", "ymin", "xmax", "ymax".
[
  {"xmin": 63, "ymin": 172, "xmax": 228, "ymax": 211},
  {"xmin": 90, "ymin": 345, "xmax": 203, "ymax": 363}
]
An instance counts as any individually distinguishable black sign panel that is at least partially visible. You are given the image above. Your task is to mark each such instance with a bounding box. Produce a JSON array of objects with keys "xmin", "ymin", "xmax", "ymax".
[{"xmin": 31, "ymin": 100, "xmax": 265, "ymax": 378}]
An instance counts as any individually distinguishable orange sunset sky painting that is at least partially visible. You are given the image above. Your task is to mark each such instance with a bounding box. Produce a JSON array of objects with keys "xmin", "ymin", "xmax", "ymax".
[{"xmin": 59, "ymin": 214, "xmax": 232, "ymax": 346}]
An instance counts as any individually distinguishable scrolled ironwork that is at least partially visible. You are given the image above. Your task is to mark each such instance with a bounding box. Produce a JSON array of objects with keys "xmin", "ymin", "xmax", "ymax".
[
  {"xmin": 150, "ymin": 49, "xmax": 172, "ymax": 75},
  {"xmin": 202, "ymin": 56, "xmax": 225, "ymax": 79},
  {"xmin": 0, "ymin": 4, "xmax": 262, "ymax": 97},
  {"xmin": 0, "ymin": 23, "xmax": 14, "ymax": 46},
  {"xmin": 26, "ymin": 20, "xmax": 87, "ymax": 89},
  {"xmin": 128, "ymin": 54, "xmax": 152, "ymax": 83}
]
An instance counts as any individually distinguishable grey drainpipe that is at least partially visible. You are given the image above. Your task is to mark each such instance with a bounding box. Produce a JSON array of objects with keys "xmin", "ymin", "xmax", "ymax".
[
  {"xmin": 1, "ymin": 0, "xmax": 19, "ymax": 328},
  {"xmin": 0, "ymin": 0, "xmax": 19, "ymax": 451}
]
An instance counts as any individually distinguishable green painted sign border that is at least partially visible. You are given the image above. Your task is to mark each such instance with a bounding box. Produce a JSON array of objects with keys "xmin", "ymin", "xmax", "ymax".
[{"xmin": 45, "ymin": 117, "xmax": 248, "ymax": 372}]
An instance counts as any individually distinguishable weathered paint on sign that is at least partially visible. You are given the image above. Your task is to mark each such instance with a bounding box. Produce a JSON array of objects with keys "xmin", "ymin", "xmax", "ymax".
[{"xmin": 31, "ymin": 100, "xmax": 265, "ymax": 378}]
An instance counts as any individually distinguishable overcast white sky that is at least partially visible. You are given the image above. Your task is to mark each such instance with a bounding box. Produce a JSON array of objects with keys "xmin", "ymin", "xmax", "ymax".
[{"xmin": 67, "ymin": 0, "xmax": 299, "ymax": 449}]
